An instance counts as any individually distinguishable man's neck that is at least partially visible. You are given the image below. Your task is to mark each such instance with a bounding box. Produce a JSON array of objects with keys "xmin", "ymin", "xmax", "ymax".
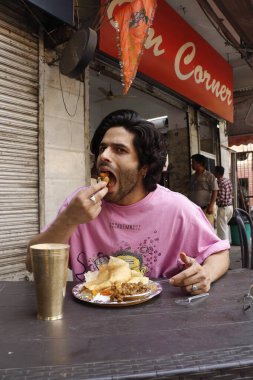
[
  {"xmin": 115, "ymin": 187, "xmax": 150, "ymax": 206},
  {"xmin": 196, "ymin": 168, "xmax": 205, "ymax": 176}
]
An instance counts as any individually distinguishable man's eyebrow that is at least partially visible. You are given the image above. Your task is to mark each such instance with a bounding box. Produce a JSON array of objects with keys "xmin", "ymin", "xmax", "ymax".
[
  {"xmin": 100, "ymin": 142, "xmax": 129, "ymax": 150},
  {"xmin": 113, "ymin": 143, "xmax": 129, "ymax": 149}
]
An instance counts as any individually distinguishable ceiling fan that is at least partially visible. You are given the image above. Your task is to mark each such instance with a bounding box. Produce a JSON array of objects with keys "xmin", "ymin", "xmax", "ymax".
[{"xmin": 95, "ymin": 84, "xmax": 136, "ymax": 102}]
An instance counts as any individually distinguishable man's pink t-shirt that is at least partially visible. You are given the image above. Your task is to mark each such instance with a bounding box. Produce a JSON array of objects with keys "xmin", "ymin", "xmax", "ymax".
[{"xmin": 54, "ymin": 185, "xmax": 230, "ymax": 282}]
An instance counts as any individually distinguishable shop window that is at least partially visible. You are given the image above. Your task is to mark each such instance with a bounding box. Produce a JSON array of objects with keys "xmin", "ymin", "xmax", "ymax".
[
  {"xmin": 205, "ymin": 157, "xmax": 216, "ymax": 173},
  {"xmin": 198, "ymin": 113, "xmax": 218, "ymax": 155}
]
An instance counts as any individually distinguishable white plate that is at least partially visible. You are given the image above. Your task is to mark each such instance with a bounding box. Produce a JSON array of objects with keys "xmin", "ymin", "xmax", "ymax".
[{"xmin": 72, "ymin": 280, "xmax": 162, "ymax": 307}]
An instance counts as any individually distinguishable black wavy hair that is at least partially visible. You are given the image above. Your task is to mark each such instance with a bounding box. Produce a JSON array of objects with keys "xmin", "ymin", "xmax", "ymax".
[
  {"xmin": 214, "ymin": 165, "xmax": 225, "ymax": 176},
  {"xmin": 191, "ymin": 153, "xmax": 207, "ymax": 167},
  {"xmin": 90, "ymin": 109, "xmax": 167, "ymax": 192}
]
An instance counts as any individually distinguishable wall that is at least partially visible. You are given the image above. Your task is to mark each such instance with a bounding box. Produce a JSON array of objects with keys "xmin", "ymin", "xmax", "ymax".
[
  {"xmin": 168, "ymin": 127, "xmax": 190, "ymax": 195},
  {"xmin": 188, "ymin": 106, "xmax": 200, "ymax": 162},
  {"xmin": 43, "ymin": 63, "xmax": 86, "ymax": 226},
  {"xmin": 219, "ymin": 120, "xmax": 231, "ymax": 178}
]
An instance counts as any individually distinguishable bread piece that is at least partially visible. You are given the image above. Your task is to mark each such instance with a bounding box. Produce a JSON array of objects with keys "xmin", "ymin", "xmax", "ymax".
[
  {"xmin": 84, "ymin": 257, "xmax": 131, "ymax": 291},
  {"xmin": 97, "ymin": 172, "xmax": 110, "ymax": 184}
]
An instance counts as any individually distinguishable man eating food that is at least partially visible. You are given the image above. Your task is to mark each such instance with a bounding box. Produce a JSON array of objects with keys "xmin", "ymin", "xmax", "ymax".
[{"xmin": 26, "ymin": 109, "xmax": 230, "ymax": 295}]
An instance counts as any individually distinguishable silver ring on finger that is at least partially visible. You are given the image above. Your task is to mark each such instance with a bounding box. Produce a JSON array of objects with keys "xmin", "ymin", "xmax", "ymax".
[
  {"xmin": 191, "ymin": 284, "xmax": 198, "ymax": 292},
  {"xmin": 89, "ymin": 195, "xmax": 96, "ymax": 204}
]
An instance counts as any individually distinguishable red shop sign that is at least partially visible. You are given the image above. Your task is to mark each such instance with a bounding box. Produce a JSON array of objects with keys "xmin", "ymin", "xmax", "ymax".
[{"xmin": 99, "ymin": 0, "xmax": 233, "ymax": 122}]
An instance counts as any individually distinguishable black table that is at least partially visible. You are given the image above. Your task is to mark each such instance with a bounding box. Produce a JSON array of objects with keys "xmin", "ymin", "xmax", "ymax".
[{"xmin": 1, "ymin": 269, "xmax": 253, "ymax": 380}]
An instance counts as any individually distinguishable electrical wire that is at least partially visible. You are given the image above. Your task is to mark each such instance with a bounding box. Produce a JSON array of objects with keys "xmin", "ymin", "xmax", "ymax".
[
  {"xmin": 19, "ymin": 0, "xmax": 58, "ymax": 45},
  {"xmin": 198, "ymin": 3, "xmax": 229, "ymax": 44},
  {"xmin": 57, "ymin": 0, "xmax": 81, "ymax": 118},
  {"xmin": 75, "ymin": 0, "xmax": 80, "ymax": 30},
  {"xmin": 92, "ymin": 0, "xmax": 113, "ymax": 31},
  {"xmin": 196, "ymin": 0, "xmax": 253, "ymax": 71},
  {"xmin": 59, "ymin": 70, "xmax": 81, "ymax": 117}
]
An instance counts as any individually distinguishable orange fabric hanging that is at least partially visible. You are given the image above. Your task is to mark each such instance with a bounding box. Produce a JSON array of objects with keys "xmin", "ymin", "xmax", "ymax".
[{"xmin": 113, "ymin": 0, "xmax": 157, "ymax": 94}]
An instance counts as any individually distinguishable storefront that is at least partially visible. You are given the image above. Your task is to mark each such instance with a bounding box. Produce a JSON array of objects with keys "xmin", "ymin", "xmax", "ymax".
[
  {"xmin": 0, "ymin": 0, "xmax": 234, "ymax": 279},
  {"xmin": 90, "ymin": 0, "xmax": 233, "ymax": 195}
]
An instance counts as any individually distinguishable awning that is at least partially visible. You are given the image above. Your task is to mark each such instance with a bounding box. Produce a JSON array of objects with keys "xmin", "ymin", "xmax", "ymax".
[
  {"xmin": 228, "ymin": 134, "xmax": 253, "ymax": 146},
  {"xmin": 227, "ymin": 90, "xmax": 253, "ymax": 147}
]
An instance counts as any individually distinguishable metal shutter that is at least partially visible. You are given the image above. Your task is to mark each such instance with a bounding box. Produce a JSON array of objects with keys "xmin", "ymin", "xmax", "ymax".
[{"xmin": 0, "ymin": 1, "xmax": 39, "ymax": 279}]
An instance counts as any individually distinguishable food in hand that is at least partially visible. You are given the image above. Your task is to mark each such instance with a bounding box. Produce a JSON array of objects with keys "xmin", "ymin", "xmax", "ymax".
[{"xmin": 97, "ymin": 172, "xmax": 110, "ymax": 184}]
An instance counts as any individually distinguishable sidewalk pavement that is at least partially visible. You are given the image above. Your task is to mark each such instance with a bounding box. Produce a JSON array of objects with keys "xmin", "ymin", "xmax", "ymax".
[{"xmin": 229, "ymin": 245, "xmax": 243, "ymax": 270}]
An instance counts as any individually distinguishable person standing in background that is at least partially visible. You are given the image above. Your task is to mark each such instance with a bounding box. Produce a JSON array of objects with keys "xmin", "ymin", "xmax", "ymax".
[
  {"xmin": 189, "ymin": 154, "xmax": 219, "ymax": 226},
  {"xmin": 214, "ymin": 166, "xmax": 233, "ymax": 240}
]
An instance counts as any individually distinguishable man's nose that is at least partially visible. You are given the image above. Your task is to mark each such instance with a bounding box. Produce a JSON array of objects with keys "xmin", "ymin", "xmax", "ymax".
[{"xmin": 100, "ymin": 147, "xmax": 112, "ymax": 161}]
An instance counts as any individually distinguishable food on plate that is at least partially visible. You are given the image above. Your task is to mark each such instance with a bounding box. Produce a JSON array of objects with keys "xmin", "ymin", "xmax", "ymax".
[
  {"xmin": 108, "ymin": 282, "xmax": 150, "ymax": 302},
  {"xmin": 83, "ymin": 256, "xmax": 150, "ymax": 302},
  {"xmin": 97, "ymin": 172, "xmax": 110, "ymax": 184}
]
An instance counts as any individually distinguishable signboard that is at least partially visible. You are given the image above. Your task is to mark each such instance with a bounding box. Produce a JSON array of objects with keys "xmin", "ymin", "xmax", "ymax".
[{"xmin": 99, "ymin": 0, "xmax": 233, "ymax": 122}]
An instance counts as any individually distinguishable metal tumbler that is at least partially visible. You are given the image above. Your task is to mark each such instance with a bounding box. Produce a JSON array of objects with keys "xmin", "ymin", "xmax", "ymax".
[{"xmin": 30, "ymin": 243, "xmax": 69, "ymax": 321}]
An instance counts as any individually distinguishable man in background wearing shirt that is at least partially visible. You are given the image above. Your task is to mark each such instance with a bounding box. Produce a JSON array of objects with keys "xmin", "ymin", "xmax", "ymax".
[
  {"xmin": 214, "ymin": 166, "xmax": 233, "ymax": 240},
  {"xmin": 189, "ymin": 154, "xmax": 219, "ymax": 226}
]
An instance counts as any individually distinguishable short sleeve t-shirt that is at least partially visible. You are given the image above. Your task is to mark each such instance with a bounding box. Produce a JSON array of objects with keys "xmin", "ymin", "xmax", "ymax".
[{"xmin": 47, "ymin": 185, "xmax": 230, "ymax": 282}]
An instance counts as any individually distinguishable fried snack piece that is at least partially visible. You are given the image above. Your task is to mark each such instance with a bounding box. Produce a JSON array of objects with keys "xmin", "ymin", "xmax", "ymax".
[
  {"xmin": 84, "ymin": 257, "xmax": 132, "ymax": 291},
  {"xmin": 97, "ymin": 172, "xmax": 110, "ymax": 184}
]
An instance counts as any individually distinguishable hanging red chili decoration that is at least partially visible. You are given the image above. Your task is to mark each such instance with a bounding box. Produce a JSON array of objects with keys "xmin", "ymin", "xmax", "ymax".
[{"xmin": 113, "ymin": 0, "xmax": 157, "ymax": 94}]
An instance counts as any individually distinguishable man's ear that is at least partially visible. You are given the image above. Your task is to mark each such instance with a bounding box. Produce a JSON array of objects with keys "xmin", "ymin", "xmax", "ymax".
[{"xmin": 140, "ymin": 165, "xmax": 148, "ymax": 178}]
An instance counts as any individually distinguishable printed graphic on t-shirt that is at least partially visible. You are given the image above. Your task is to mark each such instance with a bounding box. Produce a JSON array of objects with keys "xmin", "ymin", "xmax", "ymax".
[
  {"xmin": 114, "ymin": 251, "xmax": 146, "ymax": 274},
  {"xmin": 75, "ymin": 251, "xmax": 87, "ymax": 281},
  {"xmin": 109, "ymin": 221, "xmax": 141, "ymax": 231},
  {"xmin": 75, "ymin": 252, "xmax": 110, "ymax": 281}
]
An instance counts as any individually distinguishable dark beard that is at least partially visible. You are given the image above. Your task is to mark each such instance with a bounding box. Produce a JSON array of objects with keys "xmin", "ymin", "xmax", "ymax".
[{"xmin": 104, "ymin": 168, "xmax": 141, "ymax": 204}]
